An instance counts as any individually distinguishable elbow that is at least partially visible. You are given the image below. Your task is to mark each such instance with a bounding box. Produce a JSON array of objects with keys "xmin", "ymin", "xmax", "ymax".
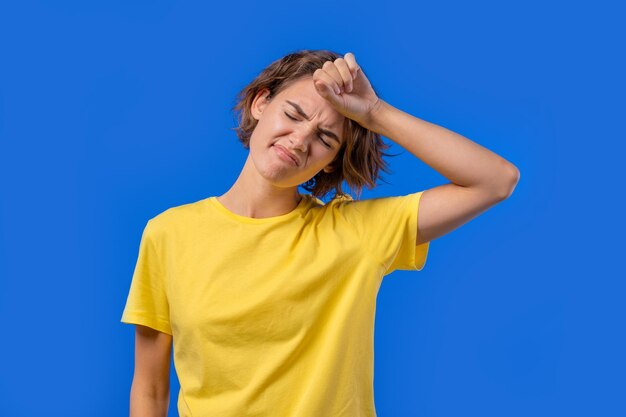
[{"xmin": 495, "ymin": 163, "xmax": 520, "ymax": 200}]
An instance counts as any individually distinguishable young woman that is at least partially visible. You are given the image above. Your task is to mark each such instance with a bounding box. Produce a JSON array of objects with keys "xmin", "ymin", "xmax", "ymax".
[{"xmin": 121, "ymin": 49, "xmax": 519, "ymax": 417}]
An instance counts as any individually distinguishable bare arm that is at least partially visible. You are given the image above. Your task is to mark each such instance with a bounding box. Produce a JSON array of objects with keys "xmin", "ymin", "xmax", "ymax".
[
  {"xmin": 129, "ymin": 325, "xmax": 172, "ymax": 417},
  {"xmin": 365, "ymin": 99, "xmax": 520, "ymax": 245}
]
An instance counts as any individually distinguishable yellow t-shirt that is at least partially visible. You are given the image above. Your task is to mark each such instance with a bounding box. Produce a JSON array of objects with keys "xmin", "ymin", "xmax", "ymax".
[{"xmin": 121, "ymin": 191, "xmax": 430, "ymax": 417}]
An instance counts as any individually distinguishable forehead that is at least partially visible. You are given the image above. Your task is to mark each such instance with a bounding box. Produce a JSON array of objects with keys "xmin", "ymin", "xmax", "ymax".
[{"xmin": 278, "ymin": 78, "xmax": 344, "ymax": 125}]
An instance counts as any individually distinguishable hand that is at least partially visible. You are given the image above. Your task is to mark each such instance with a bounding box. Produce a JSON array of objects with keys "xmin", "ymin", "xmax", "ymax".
[{"xmin": 312, "ymin": 52, "xmax": 381, "ymax": 129}]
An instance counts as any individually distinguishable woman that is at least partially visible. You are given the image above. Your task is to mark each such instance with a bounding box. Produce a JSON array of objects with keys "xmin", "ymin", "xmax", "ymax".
[{"xmin": 121, "ymin": 49, "xmax": 519, "ymax": 417}]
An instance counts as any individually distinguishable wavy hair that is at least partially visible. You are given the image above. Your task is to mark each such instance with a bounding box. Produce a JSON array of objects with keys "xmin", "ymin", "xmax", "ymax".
[{"xmin": 230, "ymin": 49, "xmax": 397, "ymax": 201}]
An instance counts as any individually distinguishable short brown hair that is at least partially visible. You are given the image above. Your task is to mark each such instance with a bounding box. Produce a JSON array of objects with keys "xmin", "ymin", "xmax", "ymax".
[{"xmin": 230, "ymin": 49, "xmax": 396, "ymax": 201}]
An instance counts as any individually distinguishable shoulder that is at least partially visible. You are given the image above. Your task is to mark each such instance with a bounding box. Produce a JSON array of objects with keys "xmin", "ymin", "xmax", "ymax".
[
  {"xmin": 308, "ymin": 193, "xmax": 354, "ymax": 208},
  {"xmin": 146, "ymin": 196, "xmax": 210, "ymax": 236},
  {"xmin": 305, "ymin": 193, "xmax": 355, "ymax": 216},
  {"xmin": 326, "ymin": 191, "xmax": 424, "ymax": 223}
]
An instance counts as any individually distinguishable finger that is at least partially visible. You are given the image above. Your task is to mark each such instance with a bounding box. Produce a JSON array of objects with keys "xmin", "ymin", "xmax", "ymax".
[
  {"xmin": 334, "ymin": 57, "xmax": 353, "ymax": 93},
  {"xmin": 313, "ymin": 68, "xmax": 341, "ymax": 97},
  {"xmin": 316, "ymin": 66, "xmax": 341, "ymax": 95},
  {"xmin": 322, "ymin": 61, "xmax": 344, "ymax": 94},
  {"xmin": 343, "ymin": 52, "xmax": 360, "ymax": 80}
]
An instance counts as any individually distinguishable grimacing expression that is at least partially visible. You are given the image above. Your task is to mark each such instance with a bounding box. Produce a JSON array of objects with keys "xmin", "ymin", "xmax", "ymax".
[{"xmin": 249, "ymin": 77, "xmax": 346, "ymax": 188}]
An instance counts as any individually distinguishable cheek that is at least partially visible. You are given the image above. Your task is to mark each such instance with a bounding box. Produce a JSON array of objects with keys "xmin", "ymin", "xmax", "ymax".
[
  {"xmin": 306, "ymin": 148, "xmax": 336, "ymax": 169},
  {"xmin": 248, "ymin": 124, "xmax": 273, "ymax": 150}
]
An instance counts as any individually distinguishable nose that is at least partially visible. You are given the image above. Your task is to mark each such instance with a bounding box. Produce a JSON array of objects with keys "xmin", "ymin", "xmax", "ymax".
[
  {"xmin": 288, "ymin": 126, "xmax": 315, "ymax": 152},
  {"xmin": 288, "ymin": 137, "xmax": 306, "ymax": 153}
]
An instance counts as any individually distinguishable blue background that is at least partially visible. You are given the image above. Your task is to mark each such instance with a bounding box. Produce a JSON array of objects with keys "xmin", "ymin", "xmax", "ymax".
[{"xmin": 1, "ymin": 1, "xmax": 624, "ymax": 416}]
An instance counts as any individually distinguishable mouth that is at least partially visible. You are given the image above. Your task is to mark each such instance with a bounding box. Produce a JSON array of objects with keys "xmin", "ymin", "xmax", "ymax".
[{"xmin": 273, "ymin": 144, "xmax": 299, "ymax": 166}]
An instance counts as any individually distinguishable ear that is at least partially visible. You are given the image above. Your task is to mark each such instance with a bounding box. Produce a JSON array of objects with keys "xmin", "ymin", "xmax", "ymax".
[{"xmin": 251, "ymin": 88, "xmax": 272, "ymax": 121}]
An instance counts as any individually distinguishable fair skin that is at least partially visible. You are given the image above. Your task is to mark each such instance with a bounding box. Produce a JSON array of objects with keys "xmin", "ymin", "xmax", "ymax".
[
  {"xmin": 221, "ymin": 52, "xmax": 519, "ymax": 244},
  {"xmin": 129, "ymin": 325, "xmax": 171, "ymax": 417},
  {"xmin": 129, "ymin": 52, "xmax": 519, "ymax": 415},
  {"xmin": 217, "ymin": 76, "xmax": 348, "ymax": 218}
]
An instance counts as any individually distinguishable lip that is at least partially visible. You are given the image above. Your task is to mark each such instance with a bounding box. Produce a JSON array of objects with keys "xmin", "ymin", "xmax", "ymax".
[{"xmin": 273, "ymin": 144, "xmax": 299, "ymax": 166}]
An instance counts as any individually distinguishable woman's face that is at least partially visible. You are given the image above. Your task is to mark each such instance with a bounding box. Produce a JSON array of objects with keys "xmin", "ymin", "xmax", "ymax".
[{"xmin": 248, "ymin": 77, "xmax": 346, "ymax": 188}]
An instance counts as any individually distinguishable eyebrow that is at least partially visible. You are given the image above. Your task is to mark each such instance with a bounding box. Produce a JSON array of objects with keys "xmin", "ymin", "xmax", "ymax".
[{"xmin": 285, "ymin": 100, "xmax": 341, "ymax": 144}]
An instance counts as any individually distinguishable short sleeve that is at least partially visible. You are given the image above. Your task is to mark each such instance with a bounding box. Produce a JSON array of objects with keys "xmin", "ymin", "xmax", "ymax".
[
  {"xmin": 120, "ymin": 219, "xmax": 173, "ymax": 335},
  {"xmin": 341, "ymin": 191, "xmax": 430, "ymax": 275}
]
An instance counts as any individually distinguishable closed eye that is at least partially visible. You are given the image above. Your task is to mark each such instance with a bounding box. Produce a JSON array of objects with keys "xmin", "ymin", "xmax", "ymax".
[{"xmin": 284, "ymin": 112, "xmax": 331, "ymax": 148}]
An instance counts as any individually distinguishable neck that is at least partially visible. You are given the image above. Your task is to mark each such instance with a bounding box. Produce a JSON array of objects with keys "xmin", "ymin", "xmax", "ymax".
[{"xmin": 217, "ymin": 156, "xmax": 302, "ymax": 219}]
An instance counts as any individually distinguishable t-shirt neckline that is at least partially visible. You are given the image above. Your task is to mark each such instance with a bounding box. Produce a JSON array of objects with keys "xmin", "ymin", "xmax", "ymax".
[{"xmin": 207, "ymin": 194, "xmax": 311, "ymax": 225}]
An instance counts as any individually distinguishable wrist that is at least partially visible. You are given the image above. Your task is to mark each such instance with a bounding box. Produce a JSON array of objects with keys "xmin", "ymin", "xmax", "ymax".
[{"xmin": 362, "ymin": 98, "xmax": 387, "ymax": 134}]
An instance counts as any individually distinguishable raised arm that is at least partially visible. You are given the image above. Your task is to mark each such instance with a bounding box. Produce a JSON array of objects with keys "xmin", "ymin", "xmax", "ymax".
[
  {"xmin": 312, "ymin": 52, "xmax": 520, "ymax": 245},
  {"xmin": 365, "ymin": 99, "xmax": 519, "ymax": 245}
]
